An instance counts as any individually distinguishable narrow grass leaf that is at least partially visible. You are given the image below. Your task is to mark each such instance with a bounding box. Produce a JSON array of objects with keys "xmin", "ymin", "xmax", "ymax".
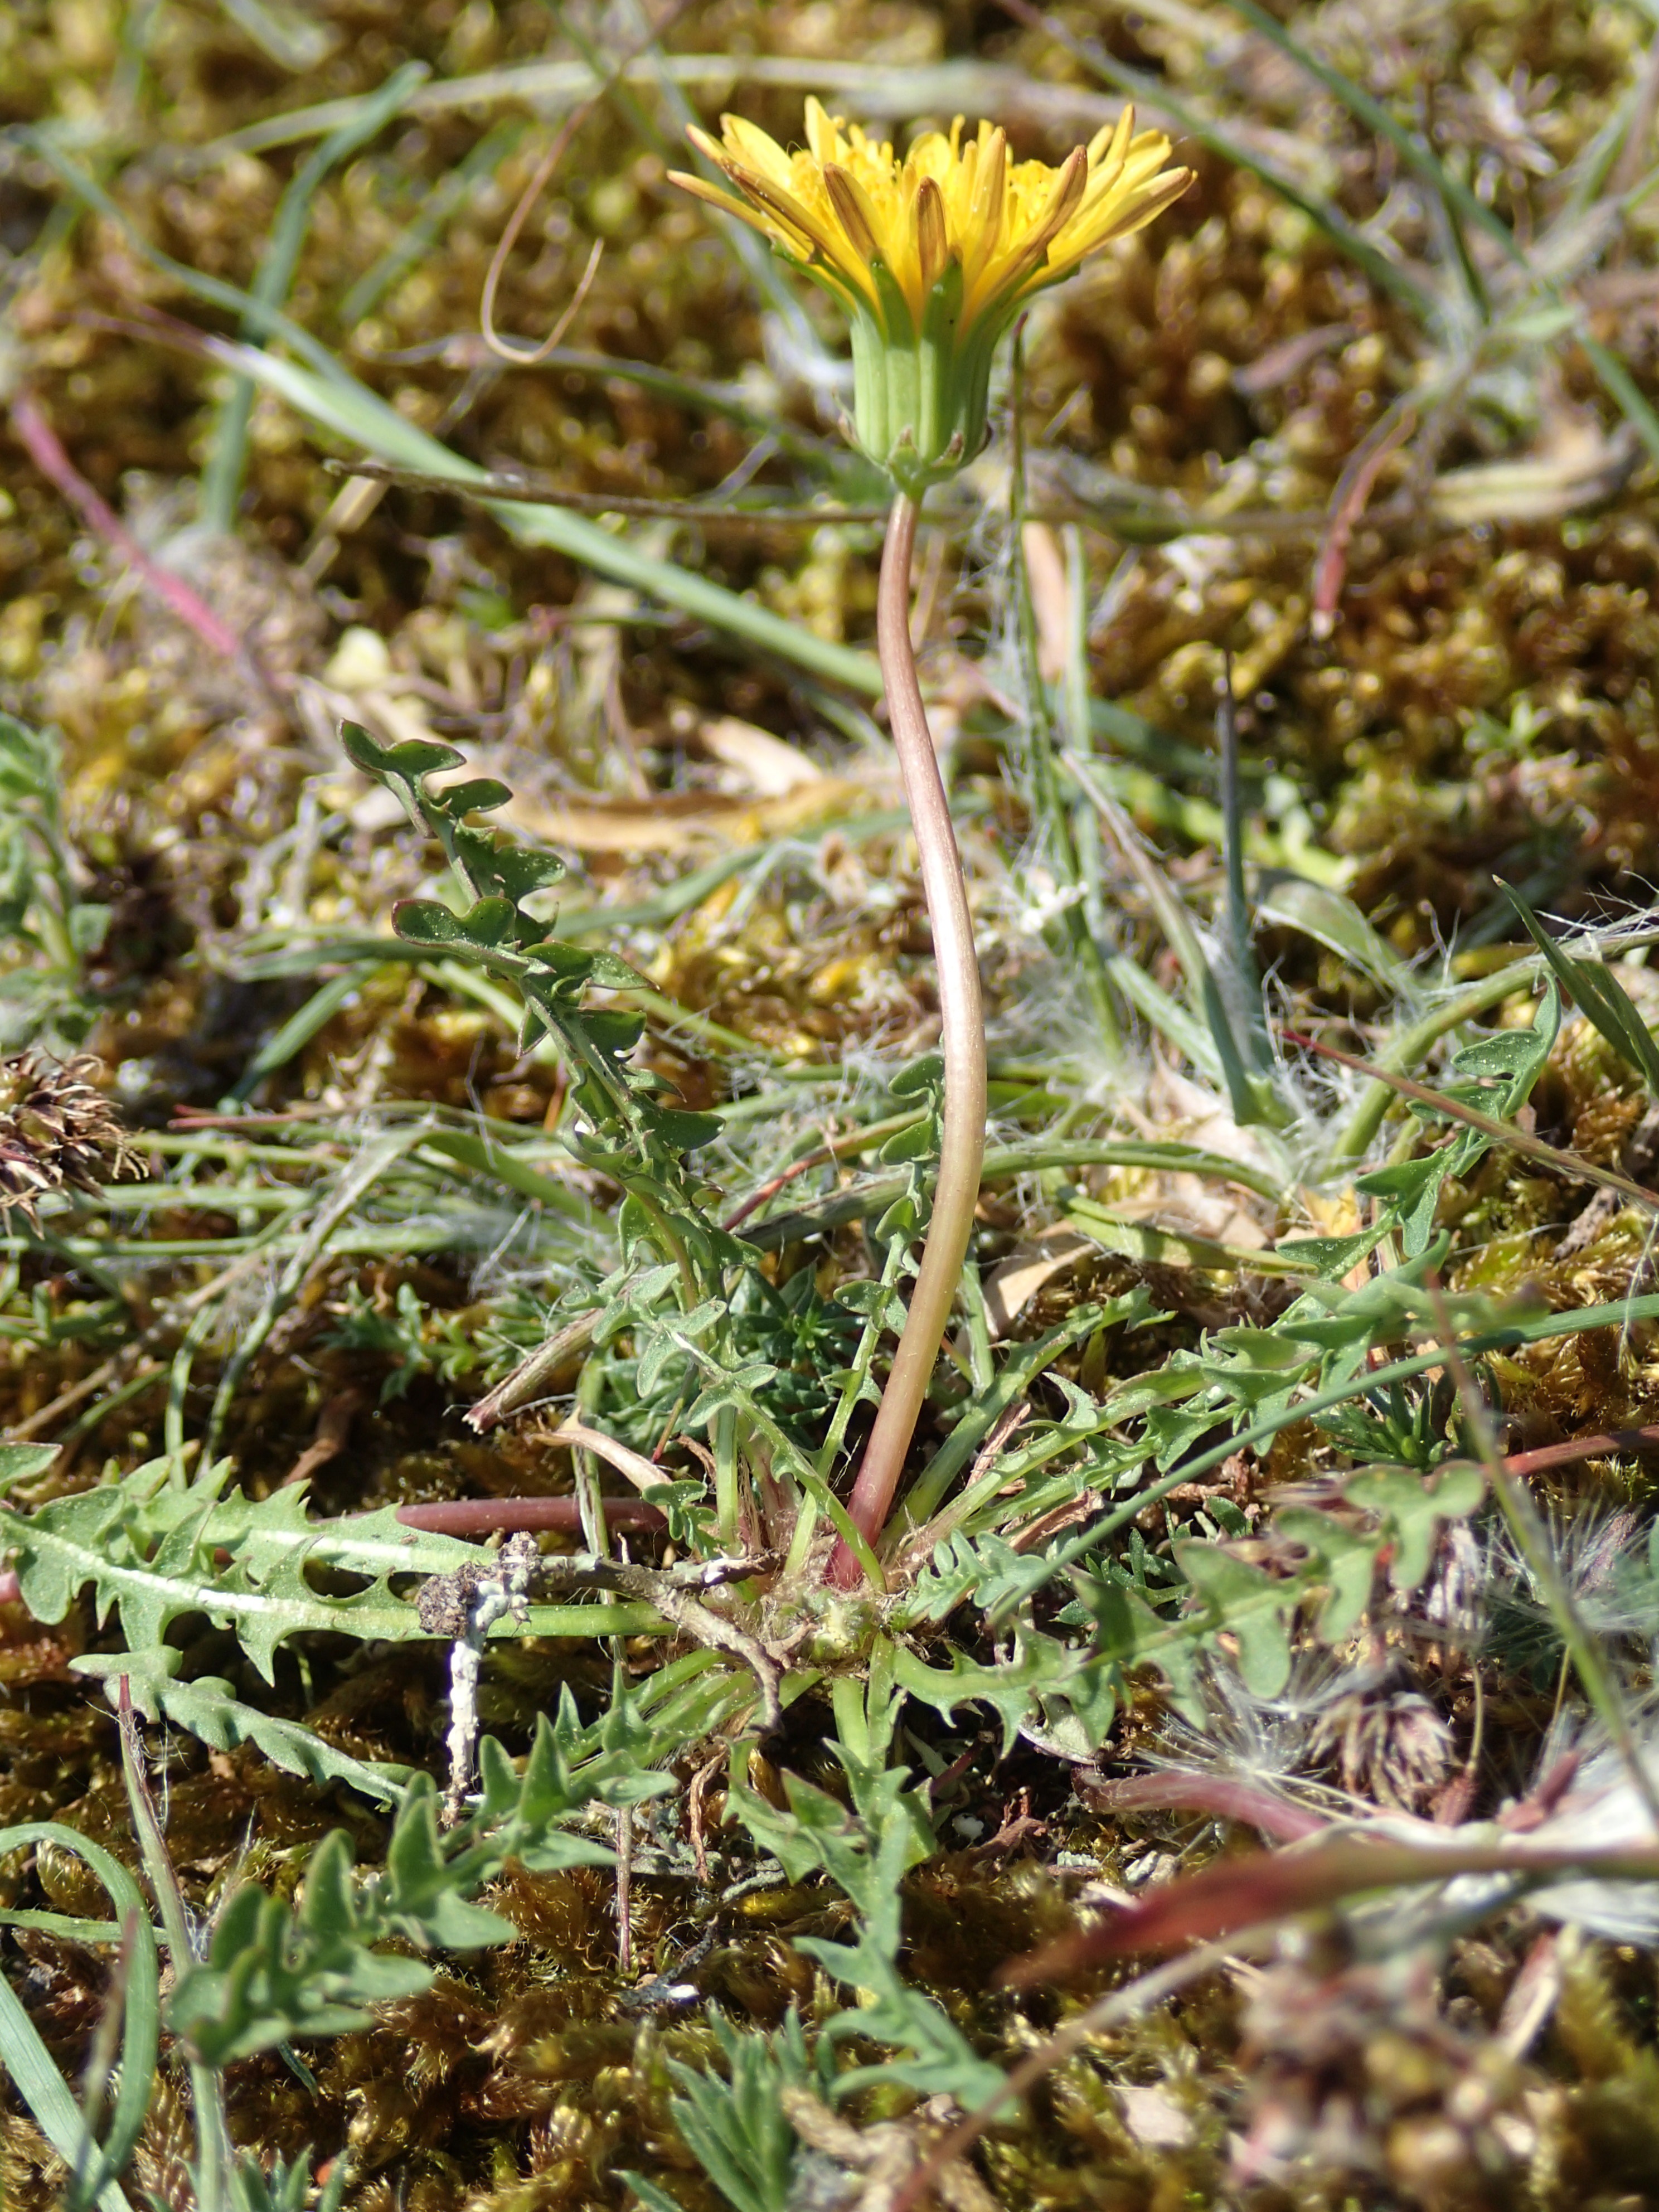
[
  {"xmin": 1294, "ymin": 1026, "xmax": 1659, "ymax": 1216},
  {"xmin": 1503, "ymin": 884, "xmax": 1659, "ymax": 1095},
  {"xmin": 997, "ymin": 0, "xmax": 1439, "ymax": 320},
  {"xmin": 200, "ymin": 61, "xmax": 428, "ymax": 531},
  {"xmin": 0, "ymin": 1822, "xmax": 161, "ymax": 2212},
  {"xmin": 203, "ymin": 341, "xmax": 883, "ymax": 696}
]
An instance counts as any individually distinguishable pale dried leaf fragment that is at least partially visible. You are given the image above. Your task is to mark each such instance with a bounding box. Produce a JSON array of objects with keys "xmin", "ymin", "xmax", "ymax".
[
  {"xmin": 1020, "ymin": 521, "xmax": 1071, "ymax": 682},
  {"xmin": 510, "ymin": 779, "xmax": 876, "ymax": 852},
  {"xmin": 1431, "ymin": 414, "xmax": 1639, "ymax": 526},
  {"xmin": 780, "ymin": 2088, "xmax": 1000, "ymax": 2212},
  {"xmin": 1116, "ymin": 2082, "xmax": 1196, "ymax": 2150},
  {"xmin": 699, "ymin": 714, "xmax": 826, "ymax": 794},
  {"xmin": 981, "ymin": 1230, "xmax": 1093, "ymax": 1339}
]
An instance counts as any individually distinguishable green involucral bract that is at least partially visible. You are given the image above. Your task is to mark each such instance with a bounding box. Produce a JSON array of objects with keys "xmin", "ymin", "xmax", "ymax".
[{"xmin": 845, "ymin": 258, "xmax": 993, "ymax": 493}]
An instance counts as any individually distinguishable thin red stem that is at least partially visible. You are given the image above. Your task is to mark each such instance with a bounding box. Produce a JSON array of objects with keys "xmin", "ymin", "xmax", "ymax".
[
  {"xmin": 395, "ymin": 1497, "xmax": 664, "ymax": 1537},
  {"xmin": 826, "ymin": 493, "xmax": 987, "ymax": 1588},
  {"xmin": 9, "ymin": 390, "xmax": 245, "ymax": 663}
]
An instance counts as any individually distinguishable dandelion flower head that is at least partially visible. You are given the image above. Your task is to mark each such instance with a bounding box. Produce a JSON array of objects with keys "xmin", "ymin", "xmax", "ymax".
[{"xmin": 671, "ymin": 99, "xmax": 1191, "ymax": 487}]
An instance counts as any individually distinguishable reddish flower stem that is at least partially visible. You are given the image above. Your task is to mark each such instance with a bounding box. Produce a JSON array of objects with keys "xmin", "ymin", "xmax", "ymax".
[
  {"xmin": 825, "ymin": 493, "xmax": 987, "ymax": 1589},
  {"xmin": 395, "ymin": 1497, "xmax": 665, "ymax": 1537},
  {"xmin": 1309, "ymin": 397, "xmax": 1418, "ymax": 637},
  {"xmin": 9, "ymin": 389, "xmax": 245, "ymax": 663}
]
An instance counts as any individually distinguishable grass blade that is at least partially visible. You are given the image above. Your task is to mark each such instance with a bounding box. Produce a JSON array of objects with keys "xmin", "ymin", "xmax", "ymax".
[
  {"xmin": 995, "ymin": 0, "xmax": 1439, "ymax": 322},
  {"xmin": 1287, "ymin": 1027, "xmax": 1659, "ymax": 1214},
  {"xmin": 199, "ymin": 60, "xmax": 428, "ymax": 532},
  {"xmin": 1255, "ymin": 876, "xmax": 1421, "ymax": 1002},
  {"xmin": 0, "ymin": 1822, "xmax": 162, "ymax": 2212},
  {"xmin": 1068, "ymin": 747, "xmax": 1291, "ymax": 1132},
  {"xmin": 339, "ymin": 116, "xmax": 525, "ymax": 327},
  {"xmin": 1217, "ymin": 0, "xmax": 1520, "ymax": 290},
  {"xmin": 0, "ymin": 1976, "xmax": 134, "ymax": 2212},
  {"xmin": 1502, "ymin": 884, "xmax": 1659, "ymax": 1097},
  {"xmin": 1323, "ymin": 923, "xmax": 1659, "ymax": 1164},
  {"xmin": 1578, "ymin": 328, "xmax": 1659, "ymax": 470},
  {"xmin": 116, "ymin": 1685, "xmax": 230, "ymax": 2210},
  {"xmin": 209, "ymin": 339, "xmax": 884, "ymax": 696},
  {"xmin": 1003, "ymin": 1288, "xmax": 1659, "ymax": 1622},
  {"xmin": 26, "ymin": 137, "xmax": 881, "ymax": 695},
  {"xmin": 1427, "ymin": 1279, "xmax": 1659, "ymax": 1837}
]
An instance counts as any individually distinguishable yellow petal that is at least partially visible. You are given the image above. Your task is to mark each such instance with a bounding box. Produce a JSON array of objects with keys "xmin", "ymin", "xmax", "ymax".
[
  {"xmin": 714, "ymin": 157, "xmax": 830, "ymax": 261},
  {"xmin": 666, "ymin": 168, "xmax": 780, "ymax": 244},
  {"xmin": 720, "ymin": 114, "xmax": 798, "ymax": 192},
  {"xmin": 961, "ymin": 127, "xmax": 1009, "ymax": 289},
  {"xmin": 1086, "ymin": 105, "xmax": 1135, "ymax": 172},
  {"xmin": 1043, "ymin": 166, "xmax": 1193, "ymax": 287},
  {"xmin": 803, "ymin": 96, "xmax": 840, "ymax": 165},
  {"xmin": 673, "ymin": 100, "xmax": 1187, "ymax": 362},
  {"xmin": 916, "ymin": 176, "xmax": 948, "ymax": 293},
  {"xmin": 823, "ymin": 162, "xmax": 880, "ymax": 263},
  {"xmin": 967, "ymin": 145, "xmax": 1086, "ymax": 318}
]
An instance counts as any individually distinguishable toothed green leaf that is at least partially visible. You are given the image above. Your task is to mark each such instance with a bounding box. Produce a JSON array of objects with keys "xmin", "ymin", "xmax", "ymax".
[
  {"xmin": 340, "ymin": 720, "xmax": 462, "ymax": 783},
  {"xmin": 0, "ymin": 1457, "xmax": 661, "ymax": 1682},
  {"xmin": 393, "ymin": 895, "xmax": 517, "ymax": 948}
]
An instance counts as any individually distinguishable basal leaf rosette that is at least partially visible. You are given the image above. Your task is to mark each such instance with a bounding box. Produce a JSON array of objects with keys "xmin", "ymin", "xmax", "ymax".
[{"xmin": 671, "ymin": 99, "xmax": 1191, "ymax": 491}]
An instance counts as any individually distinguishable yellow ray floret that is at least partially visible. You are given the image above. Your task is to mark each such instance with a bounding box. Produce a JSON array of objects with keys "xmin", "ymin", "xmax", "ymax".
[
  {"xmin": 670, "ymin": 98, "xmax": 1191, "ymax": 333},
  {"xmin": 670, "ymin": 100, "xmax": 1190, "ymax": 488}
]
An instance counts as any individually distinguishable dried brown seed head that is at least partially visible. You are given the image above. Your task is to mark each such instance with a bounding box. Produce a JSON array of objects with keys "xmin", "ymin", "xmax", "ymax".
[{"xmin": 0, "ymin": 1052, "xmax": 140, "ymax": 1227}]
